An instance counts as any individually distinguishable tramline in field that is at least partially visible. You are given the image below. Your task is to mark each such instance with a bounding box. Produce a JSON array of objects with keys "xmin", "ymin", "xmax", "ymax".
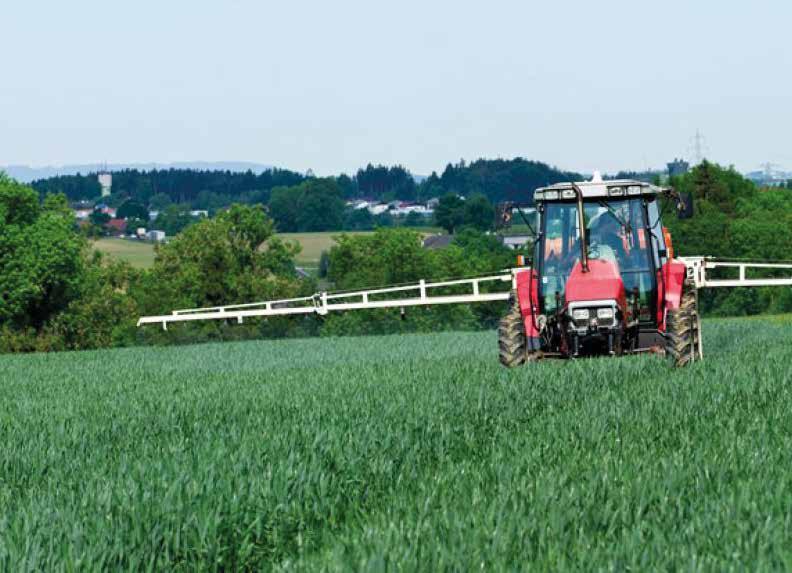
[{"xmin": 138, "ymin": 176, "xmax": 792, "ymax": 367}]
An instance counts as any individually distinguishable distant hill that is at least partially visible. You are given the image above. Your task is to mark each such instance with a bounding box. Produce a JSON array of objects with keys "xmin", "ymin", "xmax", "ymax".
[{"xmin": 2, "ymin": 162, "xmax": 274, "ymax": 183}]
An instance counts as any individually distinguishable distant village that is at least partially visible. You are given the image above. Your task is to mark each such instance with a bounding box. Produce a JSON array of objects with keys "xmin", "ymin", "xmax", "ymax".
[
  {"xmin": 69, "ymin": 172, "xmax": 442, "ymax": 244},
  {"xmin": 71, "ymin": 202, "xmax": 204, "ymax": 242}
]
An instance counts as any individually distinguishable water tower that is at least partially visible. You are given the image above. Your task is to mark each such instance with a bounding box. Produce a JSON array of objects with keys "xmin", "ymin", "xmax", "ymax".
[{"xmin": 98, "ymin": 171, "xmax": 112, "ymax": 197}]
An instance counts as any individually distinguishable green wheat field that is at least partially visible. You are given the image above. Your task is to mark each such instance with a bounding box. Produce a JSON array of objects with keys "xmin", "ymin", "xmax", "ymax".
[{"xmin": 1, "ymin": 316, "xmax": 791, "ymax": 570}]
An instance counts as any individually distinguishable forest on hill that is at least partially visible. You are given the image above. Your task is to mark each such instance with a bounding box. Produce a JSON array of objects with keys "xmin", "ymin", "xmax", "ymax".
[
  {"xmin": 29, "ymin": 158, "xmax": 582, "ymax": 235},
  {"xmin": 30, "ymin": 158, "xmax": 580, "ymax": 208}
]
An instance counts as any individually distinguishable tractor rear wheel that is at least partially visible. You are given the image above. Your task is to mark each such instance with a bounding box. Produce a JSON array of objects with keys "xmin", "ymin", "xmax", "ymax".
[
  {"xmin": 498, "ymin": 294, "xmax": 528, "ymax": 367},
  {"xmin": 665, "ymin": 278, "xmax": 701, "ymax": 367}
]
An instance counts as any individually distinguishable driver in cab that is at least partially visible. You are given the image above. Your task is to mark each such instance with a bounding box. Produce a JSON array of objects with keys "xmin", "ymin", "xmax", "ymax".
[{"xmin": 587, "ymin": 214, "xmax": 628, "ymax": 267}]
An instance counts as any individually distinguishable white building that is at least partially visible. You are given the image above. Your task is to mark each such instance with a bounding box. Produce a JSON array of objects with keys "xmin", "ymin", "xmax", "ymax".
[
  {"xmin": 98, "ymin": 172, "xmax": 112, "ymax": 197},
  {"xmin": 367, "ymin": 203, "xmax": 390, "ymax": 215},
  {"xmin": 146, "ymin": 230, "xmax": 166, "ymax": 242},
  {"xmin": 499, "ymin": 235, "xmax": 533, "ymax": 250},
  {"xmin": 391, "ymin": 204, "xmax": 433, "ymax": 217}
]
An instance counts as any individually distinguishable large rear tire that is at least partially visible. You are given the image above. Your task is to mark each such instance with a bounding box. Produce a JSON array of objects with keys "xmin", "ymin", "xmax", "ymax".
[
  {"xmin": 498, "ymin": 294, "xmax": 528, "ymax": 368},
  {"xmin": 665, "ymin": 278, "xmax": 701, "ymax": 367}
]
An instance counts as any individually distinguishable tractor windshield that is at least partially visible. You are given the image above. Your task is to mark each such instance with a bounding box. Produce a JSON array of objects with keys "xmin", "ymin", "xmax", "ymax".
[{"xmin": 540, "ymin": 198, "xmax": 655, "ymax": 318}]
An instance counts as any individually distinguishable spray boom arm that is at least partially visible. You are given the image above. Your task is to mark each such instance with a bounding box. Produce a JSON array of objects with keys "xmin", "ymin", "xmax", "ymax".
[
  {"xmin": 138, "ymin": 273, "xmax": 515, "ymax": 330},
  {"xmin": 136, "ymin": 259, "xmax": 792, "ymax": 331}
]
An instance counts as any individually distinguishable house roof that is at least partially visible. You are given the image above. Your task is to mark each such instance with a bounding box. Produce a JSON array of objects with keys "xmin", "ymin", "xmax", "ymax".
[
  {"xmin": 107, "ymin": 218, "xmax": 127, "ymax": 231},
  {"xmin": 422, "ymin": 235, "xmax": 453, "ymax": 249}
]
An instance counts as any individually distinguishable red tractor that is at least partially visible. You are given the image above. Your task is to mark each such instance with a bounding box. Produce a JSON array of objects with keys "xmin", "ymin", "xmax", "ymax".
[{"xmin": 497, "ymin": 178, "xmax": 698, "ymax": 367}]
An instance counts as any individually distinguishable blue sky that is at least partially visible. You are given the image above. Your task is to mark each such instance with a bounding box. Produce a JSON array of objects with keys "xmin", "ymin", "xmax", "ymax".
[{"xmin": 2, "ymin": 0, "xmax": 791, "ymax": 175}]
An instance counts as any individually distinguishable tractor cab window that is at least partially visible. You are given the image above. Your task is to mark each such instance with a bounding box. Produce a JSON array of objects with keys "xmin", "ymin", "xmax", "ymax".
[{"xmin": 540, "ymin": 199, "xmax": 656, "ymax": 319}]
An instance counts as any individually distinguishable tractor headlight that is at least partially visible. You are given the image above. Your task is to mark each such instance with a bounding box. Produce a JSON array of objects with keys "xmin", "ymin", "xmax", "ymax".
[
  {"xmin": 597, "ymin": 308, "xmax": 614, "ymax": 320},
  {"xmin": 572, "ymin": 309, "xmax": 590, "ymax": 321}
]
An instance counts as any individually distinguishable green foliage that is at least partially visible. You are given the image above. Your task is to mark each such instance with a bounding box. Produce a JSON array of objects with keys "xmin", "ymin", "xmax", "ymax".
[
  {"xmin": 148, "ymin": 192, "xmax": 172, "ymax": 210},
  {"xmin": 318, "ymin": 250, "xmax": 330, "ymax": 278},
  {"xmin": 434, "ymin": 193, "xmax": 495, "ymax": 233},
  {"xmin": 463, "ymin": 193, "xmax": 495, "ymax": 231},
  {"xmin": 343, "ymin": 206, "xmax": 375, "ymax": 230},
  {"xmin": 0, "ymin": 175, "xmax": 40, "ymax": 226},
  {"xmin": 451, "ymin": 227, "xmax": 515, "ymax": 272},
  {"xmin": 433, "ymin": 193, "xmax": 466, "ymax": 233},
  {"xmin": 124, "ymin": 217, "xmax": 148, "ymax": 234},
  {"xmin": 31, "ymin": 172, "xmax": 102, "ymax": 201},
  {"xmin": 154, "ymin": 205, "xmax": 195, "ymax": 236},
  {"xmin": 328, "ymin": 228, "xmax": 433, "ymax": 289},
  {"xmin": 2, "ymin": 318, "xmax": 792, "ymax": 568},
  {"xmin": 402, "ymin": 211, "xmax": 426, "ymax": 227},
  {"xmin": 355, "ymin": 164, "xmax": 417, "ymax": 201},
  {"xmin": 267, "ymin": 186, "xmax": 300, "ymax": 232},
  {"xmin": 31, "ymin": 167, "xmax": 306, "ymax": 207},
  {"xmin": 335, "ymin": 173, "xmax": 357, "ymax": 198},
  {"xmin": 268, "ymin": 178, "xmax": 345, "ymax": 233},
  {"xmin": 0, "ymin": 176, "xmax": 86, "ymax": 329},
  {"xmin": 116, "ymin": 199, "xmax": 149, "ymax": 221},
  {"xmin": 138, "ymin": 204, "xmax": 304, "ymax": 313},
  {"xmin": 89, "ymin": 209, "xmax": 110, "ymax": 227},
  {"xmin": 665, "ymin": 161, "xmax": 792, "ymax": 315},
  {"xmin": 424, "ymin": 158, "xmax": 582, "ymax": 203},
  {"xmin": 322, "ymin": 228, "xmax": 514, "ymax": 335},
  {"xmin": 297, "ymin": 179, "xmax": 345, "ymax": 232},
  {"xmin": 45, "ymin": 254, "xmax": 141, "ymax": 350}
]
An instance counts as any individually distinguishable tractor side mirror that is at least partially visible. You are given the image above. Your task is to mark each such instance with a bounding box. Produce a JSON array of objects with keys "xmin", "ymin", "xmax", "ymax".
[
  {"xmin": 677, "ymin": 192, "xmax": 694, "ymax": 220},
  {"xmin": 495, "ymin": 202, "xmax": 513, "ymax": 229}
]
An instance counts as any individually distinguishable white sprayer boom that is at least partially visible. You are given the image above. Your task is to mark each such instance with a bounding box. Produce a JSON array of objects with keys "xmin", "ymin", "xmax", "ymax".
[
  {"xmin": 680, "ymin": 257, "xmax": 792, "ymax": 288},
  {"xmin": 137, "ymin": 259, "xmax": 792, "ymax": 331},
  {"xmin": 137, "ymin": 273, "xmax": 514, "ymax": 330}
]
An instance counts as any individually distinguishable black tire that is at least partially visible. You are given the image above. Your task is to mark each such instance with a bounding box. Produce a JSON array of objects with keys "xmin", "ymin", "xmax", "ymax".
[
  {"xmin": 665, "ymin": 278, "xmax": 701, "ymax": 367},
  {"xmin": 498, "ymin": 294, "xmax": 527, "ymax": 368}
]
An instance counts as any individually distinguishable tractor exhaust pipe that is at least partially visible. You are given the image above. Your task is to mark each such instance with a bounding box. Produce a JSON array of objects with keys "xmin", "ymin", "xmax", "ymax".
[{"xmin": 571, "ymin": 182, "xmax": 589, "ymax": 273}]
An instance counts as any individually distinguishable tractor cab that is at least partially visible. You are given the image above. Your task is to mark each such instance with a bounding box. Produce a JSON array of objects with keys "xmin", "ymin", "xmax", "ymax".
[{"xmin": 530, "ymin": 179, "xmax": 676, "ymax": 355}]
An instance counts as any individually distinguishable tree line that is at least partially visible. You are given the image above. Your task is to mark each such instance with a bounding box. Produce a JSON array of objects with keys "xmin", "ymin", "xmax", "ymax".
[
  {"xmin": 30, "ymin": 158, "xmax": 579, "ymax": 214},
  {"xmin": 43, "ymin": 158, "xmax": 579, "ymax": 236}
]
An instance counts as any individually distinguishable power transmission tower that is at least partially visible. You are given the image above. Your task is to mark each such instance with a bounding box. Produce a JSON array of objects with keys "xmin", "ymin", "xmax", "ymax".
[
  {"xmin": 760, "ymin": 162, "xmax": 778, "ymax": 180},
  {"xmin": 689, "ymin": 130, "xmax": 708, "ymax": 165}
]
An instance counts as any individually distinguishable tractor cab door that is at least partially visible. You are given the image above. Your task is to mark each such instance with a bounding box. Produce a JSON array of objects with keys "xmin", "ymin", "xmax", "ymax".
[
  {"xmin": 537, "ymin": 202, "xmax": 581, "ymax": 313},
  {"xmin": 593, "ymin": 199, "xmax": 657, "ymax": 325}
]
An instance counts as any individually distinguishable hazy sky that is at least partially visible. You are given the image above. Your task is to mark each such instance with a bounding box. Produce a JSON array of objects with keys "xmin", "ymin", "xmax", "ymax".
[{"xmin": 2, "ymin": 0, "xmax": 791, "ymax": 175}]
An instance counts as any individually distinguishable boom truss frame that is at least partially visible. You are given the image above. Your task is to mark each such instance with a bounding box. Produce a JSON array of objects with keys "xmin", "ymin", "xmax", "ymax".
[
  {"xmin": 138, "ymin": 273, "xmax": 514, "ymax": 330},
  {"xmin": 680, "ymin": 257, "xmax": 792, "ymax": 289},
  {"xmin": 138, "ymin": 259, "xmax": 792, "ymax": 331}
]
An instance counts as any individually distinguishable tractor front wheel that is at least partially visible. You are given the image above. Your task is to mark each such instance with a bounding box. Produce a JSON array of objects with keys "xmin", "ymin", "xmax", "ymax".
[
  {"xmin": 499, "ymin": 294, "xmax": 530, "ymax": 367},
  {"xmin": 665, "ymin": 278, "xmax": 701, "ymax": 367}
]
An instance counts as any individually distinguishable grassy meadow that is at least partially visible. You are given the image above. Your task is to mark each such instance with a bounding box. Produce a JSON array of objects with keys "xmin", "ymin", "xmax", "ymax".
[
  {"xmin": 93, "ymin": 229, "xmax": 442, "ymax": 269},
  {"xmin": 92, "ymin": 238, "xmax": 158, "ymax": 268},
  {"xmin": 1, "ymin": 316, "xmax": 791, "ymax": 569}
]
